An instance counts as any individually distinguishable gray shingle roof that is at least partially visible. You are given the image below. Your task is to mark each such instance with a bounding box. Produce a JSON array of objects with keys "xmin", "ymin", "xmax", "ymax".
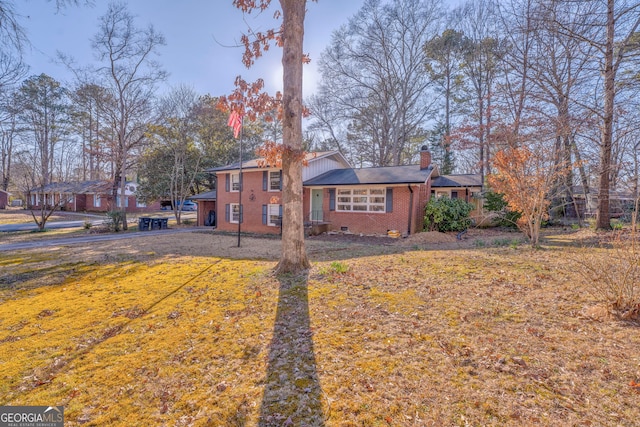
[
  {"xmin": 189, "ymin": 190, "xmax": 217, "ymax": 200},
  {"xmin": 303, "ymin": 165, "xmax": 434, "ymax": 186},
  {"xmin": 31, "ymin": 180, "xmax": 112, "ymax": 193},
  {"xmin": 431, "ymin": 174, "xmax": 482, "ymax": 188}
]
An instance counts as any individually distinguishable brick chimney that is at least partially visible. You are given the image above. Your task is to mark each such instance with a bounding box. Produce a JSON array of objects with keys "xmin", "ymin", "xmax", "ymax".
[{"xmin": 420, "ymin": 145, "xmax": 431, "ymax": 170}]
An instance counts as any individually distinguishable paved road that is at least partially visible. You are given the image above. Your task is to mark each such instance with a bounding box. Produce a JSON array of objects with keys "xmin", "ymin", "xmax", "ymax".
[
  {"xmin": 0, "ymin": 219, "xmax": 105, "ymax": 232},
  {"xmin": 0, "ymin": 228, "xmax": 198, "ymax": 252}
]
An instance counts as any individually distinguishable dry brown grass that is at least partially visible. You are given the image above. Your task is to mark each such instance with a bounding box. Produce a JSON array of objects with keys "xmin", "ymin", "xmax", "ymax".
[{"xmin": 0, "ymin": 226, "xmax": 639, "ymax": 426}]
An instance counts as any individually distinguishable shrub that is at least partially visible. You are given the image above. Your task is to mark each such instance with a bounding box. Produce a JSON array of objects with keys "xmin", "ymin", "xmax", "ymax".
[
  {"xmin": 104, "ymin": 211, "xmax": 125, "ymax": 232},
  {"xmin": 575, "ymin": 232, "xmax": 640, "ymax": 320},
  {"xmin": 483, "ymin": 190, "xmax": 522, "ymax": 228},
  {"xmin": 423, "ymin": 196, "xmax": 474, "ymax": 232}
]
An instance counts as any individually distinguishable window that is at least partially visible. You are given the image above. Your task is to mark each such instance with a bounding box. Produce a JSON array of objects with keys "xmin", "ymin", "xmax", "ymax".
[
  {"xmin": 116, "ymin": 197, "xmax": 129, "ymax": 208},
  {"xmin": 231, "ymin": 173, "xmax": 241, "ymax": 192},
  {"xmin": 94, "ymin": 194, "xmax": 101, "ymax": 207},
  {"xmin": 269, "ymin": 171, "xmax": 281, "ymax": 191},
  {"xmin": 268, "ymin": 204, "xmax": 281, "ymax": 226},
  {"xmin": 230, "ymin": 203, "xmax": 241, "ymax": 223},
  {"xmin": 336, "ymin": 188, "xmax": 386, "ymax": 213}
]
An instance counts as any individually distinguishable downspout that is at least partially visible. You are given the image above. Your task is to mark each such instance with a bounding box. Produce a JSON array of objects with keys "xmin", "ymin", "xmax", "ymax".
[{"xmin": 407, "ymin": 185, "xmax": 414, "ymax": 235}]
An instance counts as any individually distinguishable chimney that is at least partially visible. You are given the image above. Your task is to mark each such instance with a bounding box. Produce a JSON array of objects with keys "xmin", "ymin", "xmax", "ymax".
[{"xmin": 420, "ymin": 145, "xmax": 431, "ymax": 170}]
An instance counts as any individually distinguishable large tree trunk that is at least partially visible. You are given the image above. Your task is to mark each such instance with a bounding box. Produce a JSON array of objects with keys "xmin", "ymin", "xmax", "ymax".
[
  {"xmin": 275, "ymin": 0, "xmax": 310, "ymax": 274},
  {"xmin": 596, "ymin": 0, "xmax": 615, "ymax": 230}
]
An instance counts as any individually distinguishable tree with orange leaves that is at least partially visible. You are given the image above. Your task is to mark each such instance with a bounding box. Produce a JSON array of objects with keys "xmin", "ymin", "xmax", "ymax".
[
  {"xmin": 488, "ymin": 143, "xmax": 569, "ymax": 247},
  {"xmin": 219, "ymin": 0, "xmax": 312, "ymax": 273}
]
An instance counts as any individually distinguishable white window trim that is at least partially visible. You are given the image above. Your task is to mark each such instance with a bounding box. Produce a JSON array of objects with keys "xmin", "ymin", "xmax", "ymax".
[
  {"xmin": 231, "ymin": 173, "xmax": 240, "ymax": 192},
  {"xmin": 267, "ymin": 204, "xmax": 281, "ymax": 226},
  {"xmin": 336, "ymin": 187, "xmax": 386, "ymax": 213},
  {"xmin": 230, "ymin": 203, "xmax": 241, "ymax": 224},
  {"xmin": 268, "ymin": 170, "xmax": 281, "ymax": 192}
]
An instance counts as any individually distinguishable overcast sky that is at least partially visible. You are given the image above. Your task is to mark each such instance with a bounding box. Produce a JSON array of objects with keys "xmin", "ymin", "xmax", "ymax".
[{"xmin": 14, "ymin": 0, "xmax": 366, "ymax": 98}]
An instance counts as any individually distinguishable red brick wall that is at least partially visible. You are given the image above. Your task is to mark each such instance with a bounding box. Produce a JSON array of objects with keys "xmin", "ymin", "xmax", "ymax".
[
  {"xmin": 319, "ymin": 184, "xmax": 430, "ymax": 236},
  {"xmin": 216, "ymin": 171, "xmax": 434, "ymax": 236},
  {"xmin": 216, "ymin": 171, "xmax": 287, "ymax": 235}
]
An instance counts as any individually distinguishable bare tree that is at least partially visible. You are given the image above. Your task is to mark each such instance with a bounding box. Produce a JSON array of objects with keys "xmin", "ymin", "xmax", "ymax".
[
  {"xmin": 314, "ymin": 0, "xmax": 443, "ymax": 167},
  {"xmin": 143, "ymin": 85, "xmax": 202, "ymax": 225},
  {"xmin": 552, "ymin": 0, "xmax": 640, "ymax": 229},
  {"xmin": 91, "ymin": 1, "xmax": 166, "ymax": 229},
  {"xmin": 15, "ymin": 74, "xmax": 69, "ymax": 187},
  {"xmin": 0, "ymin": 89, "xmax": 20, "ymax": 191},
  {"xmin": 69, "ymin": 83, "xmax": 111, "ymax": 181},
  {"xmin": 424, "ymin": 28, "xmax": 466, "ymax": 174},
  {"xmin": 452, "ymin": 0, "xmax": 506, "ymax": 180}
]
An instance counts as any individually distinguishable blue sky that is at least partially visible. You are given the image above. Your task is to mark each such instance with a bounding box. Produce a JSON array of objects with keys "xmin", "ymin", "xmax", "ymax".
[{"xmin": 14, "ymin": 0, "xmax": 365, "ymax": 97}]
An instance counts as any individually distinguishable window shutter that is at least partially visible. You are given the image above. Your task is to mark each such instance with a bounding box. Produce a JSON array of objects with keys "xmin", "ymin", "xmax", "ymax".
[
  {"xmin": 279, "ymin": 171, "xmax": 283, "ymax": 190},
  {"xmin": 225, "ymin": 204, "xmax": 230, "ymax": 222},
  {"xmin": 386, "ymin": 188, "xmax": 393, "ymax": 213},
  {"xmin": 263, "ymin": 171, "xmax": 268, "ymax": 191},
  {"xmin": 279, "ymin": 204, "xmax": 283, "ymax": 218},
  {"xmin": 262, "ymin": 205, "xmax": 267, "ymax": 225},
  {"xmin": 329, "ymin": 188, "xmax": 336, "ymax": 211},
  {"xmin": 239, "ymin": 204, "xmax": 243, "ymax": 223},
  {"xmin": 225, "ymin": 174, "xmax": 230, "ymax": 192},
  {"xmin": 239, "ymin": 173, "xmax": 243, "ymax": 192}
]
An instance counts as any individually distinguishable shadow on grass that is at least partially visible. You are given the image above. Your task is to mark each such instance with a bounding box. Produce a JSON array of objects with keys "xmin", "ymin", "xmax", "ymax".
[{"xmin": 258, "ymin": 273, "xmax": 325, "ymax": 426}]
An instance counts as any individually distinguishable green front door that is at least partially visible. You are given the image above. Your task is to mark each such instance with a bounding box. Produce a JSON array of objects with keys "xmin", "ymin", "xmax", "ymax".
[{"xmin": 311, "ymin": 189, "xmax": 323, "ymax": 222}]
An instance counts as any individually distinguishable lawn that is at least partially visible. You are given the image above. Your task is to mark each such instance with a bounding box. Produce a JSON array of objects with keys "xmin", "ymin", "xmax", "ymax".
[{"xmin": 0, "ymin": 229, "xmax": 638, "ymax": 426}]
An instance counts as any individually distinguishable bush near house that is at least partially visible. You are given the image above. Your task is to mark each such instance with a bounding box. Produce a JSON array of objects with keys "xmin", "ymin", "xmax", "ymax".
[
  {"xmin": 483, "ymin": 190, "xmax": 522, "ymax": 228},
  {"xmin": 423, "ymin": 196, "xmax": 474, "ymax": 232}
]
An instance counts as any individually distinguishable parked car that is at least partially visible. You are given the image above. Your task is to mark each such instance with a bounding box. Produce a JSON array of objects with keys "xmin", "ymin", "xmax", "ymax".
[
  {"xmin": 160, "ymin": 200, "xmax": 198, "ymax": 211},
  {"xmin": 179, "ymin": 200, "xmax": 197, "ymax": 211}
]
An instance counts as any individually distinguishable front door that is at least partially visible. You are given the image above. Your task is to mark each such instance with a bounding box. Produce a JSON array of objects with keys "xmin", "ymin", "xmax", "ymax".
[{"xmin": 311, "ymin": 189, "xmax": 323, "ymax": 222}]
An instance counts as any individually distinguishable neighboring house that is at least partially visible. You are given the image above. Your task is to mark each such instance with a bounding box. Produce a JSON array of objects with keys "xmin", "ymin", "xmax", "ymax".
[
  {"xmin": 28, "ymin": 180, "xmax": 160, "ymax": 213},
  {"xmin": 0, "ymin": 189, "xmax": 8, "ymax": 209},
  {"xmin": 571, "ymin": 186, "xmax": 636, "ymax": 219},
  {"xmin": 203, "ymin": 147, "xmax": 483, "ymax": 236}
]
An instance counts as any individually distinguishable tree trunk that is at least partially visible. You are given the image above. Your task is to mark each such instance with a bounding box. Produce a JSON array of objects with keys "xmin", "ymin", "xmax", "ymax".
[
  {"xmin": 275, "ymin": 0, "xmax": 310, "ymax": 274},
  {"xmin": 596, "ymin": 0, "xmax": 615, "ymax": 230}
]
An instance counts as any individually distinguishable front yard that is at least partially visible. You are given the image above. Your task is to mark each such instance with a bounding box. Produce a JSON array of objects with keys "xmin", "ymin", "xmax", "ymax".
[{"xmin": 0, "ymin": 228, "xmax": 638, "ymax": 426}]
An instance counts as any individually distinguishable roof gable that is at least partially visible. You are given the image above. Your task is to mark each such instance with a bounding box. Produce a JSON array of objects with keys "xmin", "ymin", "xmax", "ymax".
[{"xmin": 206, "ymin": 150, "xmax": 350, "ymax": 173}]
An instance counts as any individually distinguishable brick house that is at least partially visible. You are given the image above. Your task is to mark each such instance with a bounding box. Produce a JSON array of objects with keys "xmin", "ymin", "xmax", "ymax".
[
  {"xmin": 28, "ymin": 180, "xmax": 160, "ymax": 213},
  {"xmin": 206, "ymin": 147, "xmax": 482, "ymax": 236},
  {"xmin": 210, "ymin": 151, "xmax": 351, "ymax": 234}
]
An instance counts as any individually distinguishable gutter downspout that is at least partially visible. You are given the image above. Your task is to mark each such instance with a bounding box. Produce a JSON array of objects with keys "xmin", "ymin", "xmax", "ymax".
[{"xmin": 408, "ymin": 185, "xmax": 414, "ymax": 235}]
